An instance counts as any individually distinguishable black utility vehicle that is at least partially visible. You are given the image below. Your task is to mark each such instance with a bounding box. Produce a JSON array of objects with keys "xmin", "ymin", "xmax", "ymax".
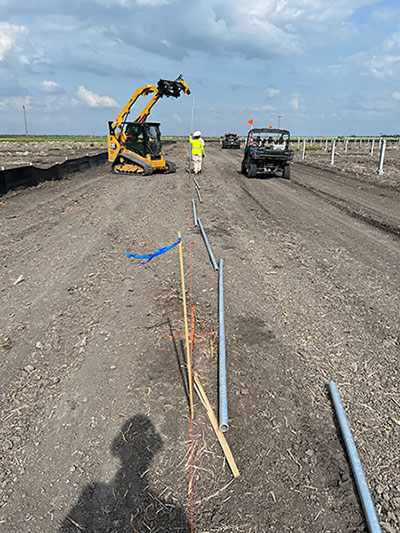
[
  {"xmin": 221, "ymin": 133, "xmax": 241, "ymax": 149},
  {"xmin": 241, "ymin": 128, "xmax": 294, "ymax": 178}
]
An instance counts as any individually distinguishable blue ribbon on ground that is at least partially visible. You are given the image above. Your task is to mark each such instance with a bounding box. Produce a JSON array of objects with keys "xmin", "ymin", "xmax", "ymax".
[{"xmin": 127, "ymin": 237, "xmax": 181, "ymax": 264}]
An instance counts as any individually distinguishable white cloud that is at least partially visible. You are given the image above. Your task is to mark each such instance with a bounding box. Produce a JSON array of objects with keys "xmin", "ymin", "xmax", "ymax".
[
  {"xmin": 41, "ymin": 80, "xmax": 60, "ymax": 91},
  {"xmin": 265, "ymin": 88, "xmax": 280, "ymax": 98},
  {"xmin": 77, "ymin": 85, "xmax": 118, "ymax": 107},
  {"xmin": 0, "ymin": 0, "xmax": 395, "ymax": 135},
  {"xmin": 105, "ymin": 1, "xmax": 378, "ymax": 62},
  {"xmin": 0, "ymin": 96, "xmax": 32, "ymax": 110},
  {"xmin": 370, "ymin": 6, "xmax": 400, "ymax": 23},
  {"xmin": 342, "ymin": 94, "xmax": 397, "ymax": 123},
  {"xmin": 0, "ymin": 22, "xmax": 28, "ymax": 61},
  {"xmin": 91, "ymin": 0, "xmax": 173, "ymax": 6},
  {"xmin": 250, "ymin": 104, "xmax": 276, "ymax": 112},
  {"xmin": 236, "ymin": 0, "xmax": 375, "ymax": 46},
  {"xmin": 320, "ymin": 112, "xmax": 342, "ymax": 121},
  {"xmin": 179, "ymin": 2, "xmax": 302, "ymax": 59},
  {"xmin": 0, "ymin": 1, "xmax": 380, "ymax": 65},
  {"xmin": 326, "ymin": 63, "xmax": 348, "ymax": 76},
  {"xmin": 290, "ymin": 92, "xmax": 304, "ymax": 111},
  {"xmin": 309, "ymin": 62, "xmax": 349, "ymax": 77},
  {"xmin": 0, "ymin": 94, "xmax": 79, "ymax": 112},
  {"xmin": 0, "ymin": 22, "xmax": 52, "ymax": 72},
  {"xmin": 313, "ymin": 30, "xmax": 400, "ymax": 83},
  {"xmin": 346, "ymin": 32, "xmax": 400, "ymax": 80},
  {"xmin": 136, "ymin": 0, "xmax": 174, "ymax": 5},
  {"xmin": 89, "ymin": 0, "xmax": 131, "ymax": 6},
  {"xmin": 1, "ymin": 1, "xmax": 379, "ymax": 68},
  {"xmin": 40, "ymin": 94, "xmax": 79, "ymax": 111}
]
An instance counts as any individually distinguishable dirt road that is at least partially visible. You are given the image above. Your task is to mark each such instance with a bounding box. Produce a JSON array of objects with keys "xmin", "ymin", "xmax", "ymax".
[{"xmin": 1, "ymin": 142, "xmax": 399, "ymax": 532}]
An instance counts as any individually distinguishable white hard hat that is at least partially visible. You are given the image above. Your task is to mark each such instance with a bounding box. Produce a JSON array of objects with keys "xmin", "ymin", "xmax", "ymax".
[{"xmin": 193, "ymin": 130, "xmax": 202, "ymax": 137}]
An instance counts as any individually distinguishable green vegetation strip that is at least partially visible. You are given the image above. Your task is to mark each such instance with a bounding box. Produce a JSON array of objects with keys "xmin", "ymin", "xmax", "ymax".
[{"xmin": 0, "ymin": 136, "xmax": 106, "ymax": 142}]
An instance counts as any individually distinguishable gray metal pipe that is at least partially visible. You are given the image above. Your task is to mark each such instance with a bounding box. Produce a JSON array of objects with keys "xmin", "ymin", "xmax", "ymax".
[
  {"xmin": 329, "ymin": 382, "xmax": 381, "ymax": 533},
  {"xmin": 195, "ymin": 185, "xmax": 203, "ymax": 204},
  {"xmin": 197, "ymin": 218, "xmax": 218, "ymax": 271},
  {"xmin": 191, "ymin": 199, "xmax": 198, "ymax": 227},
  {"xmin": 192, "ymin": 176, "xmax": 201, "ymax": 190},
  {"xmin": 219, "ymin": 259, "xmax": 228, "ymax": 432}
]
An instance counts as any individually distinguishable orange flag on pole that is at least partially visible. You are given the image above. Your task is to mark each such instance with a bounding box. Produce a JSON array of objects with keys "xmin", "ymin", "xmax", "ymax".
[{"xmin": 248, "ymin": 119, "xmax": 254, "ymax": 126}]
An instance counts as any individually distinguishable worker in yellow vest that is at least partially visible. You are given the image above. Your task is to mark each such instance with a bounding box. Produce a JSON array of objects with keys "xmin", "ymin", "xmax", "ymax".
[{"xmin": 189, "ymin": 130, "xmax": 205, "ymax": 174}]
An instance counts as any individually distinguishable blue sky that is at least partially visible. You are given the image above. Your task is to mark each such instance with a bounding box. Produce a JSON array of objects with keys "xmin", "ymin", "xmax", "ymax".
[{"xmin": 0, "ymin": 0, "xmax": 399, "ymax": 136}]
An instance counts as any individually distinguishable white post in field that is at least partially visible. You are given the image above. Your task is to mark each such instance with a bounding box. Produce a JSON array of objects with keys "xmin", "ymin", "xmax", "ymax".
[
  {"xmin": 378, "ymin": 139, "xmax": 386, "ymax": 175},
  {"xmin": 370, "ymin": 138, "xmax": 375, "ymax": 157},
  {"xmin": 331, "ymin": 139, "xmax": 336, "ymax": 165}
]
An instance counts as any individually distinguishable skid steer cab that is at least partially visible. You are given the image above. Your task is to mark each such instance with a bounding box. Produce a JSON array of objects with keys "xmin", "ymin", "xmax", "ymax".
[
  {"xmin": 108, "ymin": 122, "xmax": 176, "ymax": 175},
  {"xmin": 107, "ymin": 75, "xmax": 190, "ymax": 175}
]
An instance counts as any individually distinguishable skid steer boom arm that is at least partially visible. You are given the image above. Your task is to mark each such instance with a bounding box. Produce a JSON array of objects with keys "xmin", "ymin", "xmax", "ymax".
[{"xmin": 109, "ymin": 75, "xmax": 190, "ymax": 136}]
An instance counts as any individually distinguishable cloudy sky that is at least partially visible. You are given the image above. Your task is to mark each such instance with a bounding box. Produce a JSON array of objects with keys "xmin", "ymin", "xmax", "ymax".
[{"xmin": 1, "ymin": 0, "xmax": 399, "ymax": 136}]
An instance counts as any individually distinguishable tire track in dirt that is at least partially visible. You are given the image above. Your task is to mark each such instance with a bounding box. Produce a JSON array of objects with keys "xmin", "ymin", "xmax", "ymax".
[{"xmin": 291, "ymin": 170, "xmax": 400, "ymax": 238}]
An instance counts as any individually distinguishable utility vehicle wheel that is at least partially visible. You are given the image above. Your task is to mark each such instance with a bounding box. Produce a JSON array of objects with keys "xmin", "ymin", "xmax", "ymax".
[
  {"xmin": 247, "ymin": 162, "xmax": 257, "ymax": 178},
  {"xmin": 165, "ymin": 160, "xmax": 176, "ymax": 173},
  {"xmin": 241, "ymin": 160, "xmax": 246, "ymax": 175},
  {"xmin": 282, "ymin": 164, "xmax": 290, "ymax": 179}
]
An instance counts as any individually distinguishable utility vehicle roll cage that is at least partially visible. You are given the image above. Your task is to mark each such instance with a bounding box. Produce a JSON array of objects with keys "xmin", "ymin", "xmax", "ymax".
[{"xmin": 247, "ymin": 128, "xmax": 290, "ymax": 147}]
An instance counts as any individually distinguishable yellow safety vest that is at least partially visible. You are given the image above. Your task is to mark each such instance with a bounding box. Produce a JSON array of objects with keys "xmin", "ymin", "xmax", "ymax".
[{"xmin": 190, "ymin": 136, "xmax": 205, "ymax": 155}]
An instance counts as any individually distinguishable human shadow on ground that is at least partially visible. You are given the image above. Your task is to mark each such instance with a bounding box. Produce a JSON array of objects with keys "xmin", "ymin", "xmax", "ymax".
[{"xmin": 60, "ymin": 415, "xmax": 190, "ymax": 532}]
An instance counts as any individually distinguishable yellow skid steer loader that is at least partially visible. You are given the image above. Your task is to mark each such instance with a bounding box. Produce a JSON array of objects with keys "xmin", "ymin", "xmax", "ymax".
[{"xmin": 107, "ymin": 75, "xmax": 190, "ymax": 175}]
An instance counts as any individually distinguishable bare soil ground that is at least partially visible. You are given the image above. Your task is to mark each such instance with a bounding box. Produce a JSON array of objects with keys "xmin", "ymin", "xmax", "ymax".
[
  {"xmin": 0, "ymin": 141, "xmax": 399, "ymax": 532},
  {"xmin": 0, "ymin": 140, "xmax": 105, "ymax": 170},
  {"xmin": 296, "ymin": 140, "xmax": 400, "ymax": 192}
]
